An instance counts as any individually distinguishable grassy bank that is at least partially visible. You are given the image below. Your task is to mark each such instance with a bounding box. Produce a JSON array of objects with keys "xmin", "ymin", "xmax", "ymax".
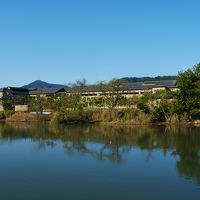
[
  {"xmin": 48, "ymin": 108, "xmax": 152, "ymax": 124},
  {"xmin": 1, "ymin": 108, "xmax": 198, "ymax": 126}
]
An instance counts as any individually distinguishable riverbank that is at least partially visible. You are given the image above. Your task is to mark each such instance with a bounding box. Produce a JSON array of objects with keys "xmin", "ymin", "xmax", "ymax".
[{"xmin": 1, "ymin": 110, "xmax": 200, "ymax": 126}]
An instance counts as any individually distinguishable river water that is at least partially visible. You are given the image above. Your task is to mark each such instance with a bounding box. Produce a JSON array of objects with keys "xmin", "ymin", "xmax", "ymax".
[{"xmin": 0, "ymin": 123, "xmax": 200, "ymax": 200}]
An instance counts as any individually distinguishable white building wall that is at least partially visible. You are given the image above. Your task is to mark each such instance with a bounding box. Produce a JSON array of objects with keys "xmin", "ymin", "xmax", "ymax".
[
  {"xmin": 0, "ymin": 105, "xmax": 3, "ymax": 112},
  {"xmin": 0, "ymin": 92, "xmax": 3, "ymax": 99},
  {"xmin": 15, "ymin": 105, "xmax": 28, "ymax": 112}
]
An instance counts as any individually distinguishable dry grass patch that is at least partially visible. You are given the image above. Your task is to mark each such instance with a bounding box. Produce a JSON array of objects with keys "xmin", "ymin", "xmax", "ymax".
[{"xmin": 6, "ymin": 112, "xmax": 37, "ymax": 122}]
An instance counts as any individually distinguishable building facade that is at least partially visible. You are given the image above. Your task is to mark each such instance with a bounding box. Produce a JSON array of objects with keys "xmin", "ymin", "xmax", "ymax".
[{"xmin": 0, "ymin": 80, "xmax": 178, "ymax": 111}]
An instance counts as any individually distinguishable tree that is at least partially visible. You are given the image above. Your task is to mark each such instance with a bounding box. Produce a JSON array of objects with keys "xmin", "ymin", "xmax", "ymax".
[
  {"xmin": 137, "ymin": 92, "xmax": 151, "ymax": 114},
  {"xmin": 28, "ymin": 95, "xmax": 45, "ymax": 115},
  {"xmin": 2, "ymin": 100, "xmax": 13, "ymax": 111},
  {"xmin": 104, "ymin": 79, "xmax": 126, "ymax": 109},
  {"xmin": 66, "ymin": 78, "xmax": 87, "ymax": 93},
  {"xmin": 177, "ymin": 63, "xmax": 200, "ymax": 120}
]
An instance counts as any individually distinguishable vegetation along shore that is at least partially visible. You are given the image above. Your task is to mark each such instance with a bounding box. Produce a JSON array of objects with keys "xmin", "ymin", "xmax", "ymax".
[{"xmin": 0, "ymin": 64, "xmax": 200, "ymax": 125}]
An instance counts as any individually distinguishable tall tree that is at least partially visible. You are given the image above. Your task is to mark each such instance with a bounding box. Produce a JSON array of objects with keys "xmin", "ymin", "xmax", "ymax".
[{"xmin": 177, "ymin": 63, "xmax": 200, "ymax": 119}]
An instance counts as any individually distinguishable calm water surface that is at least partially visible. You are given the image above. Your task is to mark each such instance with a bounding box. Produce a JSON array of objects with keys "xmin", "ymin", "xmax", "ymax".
[{"xmin": 0, "ymin": 123, "xmax": 200, "ymax": 200}]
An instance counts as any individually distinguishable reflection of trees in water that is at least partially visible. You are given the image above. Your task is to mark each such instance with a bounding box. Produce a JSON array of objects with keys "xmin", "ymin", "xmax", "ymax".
[
  {"xmin": 170, "ymin": 131, "xmax": 200, "ymax": 185},
  {"xmin": 0, "ymin": 123, "xmax": 200, "ymax": 183},
  {"xmin": 63, "ymin": 141, "xmax": 131, "ymax": 163},
  {"xmin": 37, "ymin": 139, "xmax": 57, "ymax": 150}
]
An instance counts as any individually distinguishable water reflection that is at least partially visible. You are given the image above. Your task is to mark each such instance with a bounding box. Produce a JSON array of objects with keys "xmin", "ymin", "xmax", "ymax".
[{"xmin": 0, "ymin": 122, "xmax": 200, "ymax": 184}]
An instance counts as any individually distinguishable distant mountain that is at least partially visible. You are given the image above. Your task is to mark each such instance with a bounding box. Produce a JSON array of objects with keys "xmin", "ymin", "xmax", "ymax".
[
  {"xmin": 22, "ymin": 80, "xmax": 67, "ymax": 89},
  {"xmin": 120, "ymin": 76, "xmax": 177, "ymax": 83}
]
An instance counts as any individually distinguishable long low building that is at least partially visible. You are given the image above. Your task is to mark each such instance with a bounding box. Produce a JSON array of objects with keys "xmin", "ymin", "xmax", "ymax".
[
  {"xmin": 0, "ymin": 87, "xmax": 68, "ymax": 111},
  {"xmin": 0, "ymin": 80, "xmax": 178, "ymax": 103},
  {"xmin": 0, "ymin": 88, "xmax": 3, "ymax": 111},
  {"xmin": 80, "ymin": 80, "xmax": 178, "ymax": 98},
  {"xmin": 0, "ymin": 87, "xmax": 68, "ymax": 99}
]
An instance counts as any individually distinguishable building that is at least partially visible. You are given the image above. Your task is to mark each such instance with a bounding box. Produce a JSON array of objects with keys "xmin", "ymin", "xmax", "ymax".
[
  {"xmin": 29, "ymin": 88, "xmax": 68, "ymax": 97},
  {"xmin": 0, "ymin": 80, "xmax": 178, "ymax": 111},
  {"xmin": 0, "ymin": 88, "xmax": 3, "ymax": 111},
  {"xmin": 0, "ymin": 87, "xmax": 68, "ymax": 99},
  {"xmin": 80, "ymin": 80, "xmax": 178, "ymax": 98},
  {"xmin": 0, "ymin": 87, "xmax": 68, "ymax": 111}
]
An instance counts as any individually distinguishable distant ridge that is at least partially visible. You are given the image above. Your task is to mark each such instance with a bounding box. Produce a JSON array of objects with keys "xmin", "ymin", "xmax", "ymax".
[
  {"xmin": 22, "ymin": 80, "xmax": 67, "ymax": 89},
  {"xmin": 120, "ymin": 76, "xmax": 177, "ymax": 83}
]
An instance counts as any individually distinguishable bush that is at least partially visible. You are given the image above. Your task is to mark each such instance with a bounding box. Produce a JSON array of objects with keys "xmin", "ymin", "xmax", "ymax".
[
  {"xmin": 50, "ymin": 112, "xmax": 63, "ymax": 123},
  {"xmin": 4, "ymin": 110, "xmax": 15, "ymax": 118},
  {"xmin": 37, "ymin": 114, "xmax": 52, "ymax": 122},
  {"xmin": 0, "ymin": 112, "xmax": 5, "ymax": 120},
  {"xmin": 2, "ymin": 100, "xmax": 13, "ymax": 111},
  {"xmin": 191, "ymin": 109, "xmax": 200, "ymax": 120},
  {"xmin": 92, "ymin": 108, "xmax": 151, "ymax": 124},
  {"xmin": 50, "ymin": 110, "xmax": 94, "ymax": 123},
  {"xmin": 150, "ymin": 107, "xmax": 166, "ymax": 123},
  {"xmin": 64, "ymin": 110, "xmax": 93, "ymax": 123}
]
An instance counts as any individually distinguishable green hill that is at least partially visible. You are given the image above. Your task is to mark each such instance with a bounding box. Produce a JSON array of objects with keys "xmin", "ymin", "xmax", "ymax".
[
  {"xmin": 22, "ymin": 80, "xmax": 67, "ymax": 89},
  {"xmin": 121, "ymin": 76, "xmax": 177, "ymax": 83}
]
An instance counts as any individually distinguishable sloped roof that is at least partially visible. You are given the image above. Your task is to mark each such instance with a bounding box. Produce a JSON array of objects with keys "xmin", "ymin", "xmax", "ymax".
[
  {"xmin": 143, "ymin": 80, "xmax": 177, "ymax": 87},
  {"xmin": 29, "ymin": 88, "xmax": 68, "ymax": 95},
  {"xmin": 123, "ymin": 80, "xmax": 177, "ymax": 90},
  {"xmin": 82, "ymin": 80, "xmax": 177, "ymax": 92},
  {"xmin": 3, "ymin": 87, "xmax": 30, "ymax": 95},
  {"xmin": 82, "ymin": 85, "xmax": 108, "ymax": 92}
]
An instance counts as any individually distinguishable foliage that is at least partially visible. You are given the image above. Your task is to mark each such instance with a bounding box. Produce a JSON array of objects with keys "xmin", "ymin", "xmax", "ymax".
[
  {"xmin": 137, "ymin": 92, "xmax": 151, "ymax": 114},
  {"xmin": 66, "ymin": 78, "xmax": 87, "ymax": 92},
  {"xmin": 92, "ymin": 108, "xmax": 151, "ymax": 124},
  {"xmin": 121, "ymin": 76, "xmax": 177, "ymax": 83},
  {"xmin": 99, "ymin": 79, "xmax": 127, "ymax": 109},
  {"xmin": 4, "ymin": 110, "xmax": 15, "ymax": 118},
  {"xmin": 155, "ymin": 89, "xmax": 174, "ymax": 98},
  {"xmin": 0, "ymin": 112, "xmax": 5, "ymax": 120},
  {"xmin": 2, "ymin": 100, "xmax": 14, "ymax": 111},
  {"xmin": 27, "ymin": 95, "xmax": 45, "ymax": 114},
  {"xmin": 50, "ymin": 110, "xmax": 94, "ymax": 123},
  {"xmin": 176, "ymin": 63, "xmax": 200, "ymax": 120}
]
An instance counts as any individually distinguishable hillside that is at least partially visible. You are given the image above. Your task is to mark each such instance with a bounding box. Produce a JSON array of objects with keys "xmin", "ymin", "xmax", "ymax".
[
  {"xmin": 120, "ymin": 76, "xmax": 177, "ymax": 83},
  {"xmin": 22, "ymin": 80, "xmax": 67, "ymax": 89}
]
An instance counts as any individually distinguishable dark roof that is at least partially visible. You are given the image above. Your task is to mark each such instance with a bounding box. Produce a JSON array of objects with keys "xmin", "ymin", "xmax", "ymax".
[
  {"xmin": 0, "ymin": 88, "xmax": 3, "ymax": 92},
  {"xmin": 123, "ymin": 80, "xmax": 177, "ymax": 90},
  {"xmin": 3, "ymin": 87, "xmax": 30, "ymax": 95},
  {"xmin": 143, "ymin": 80, "xmax": 177, "ymax": 87},
  {"xmin": 82, "ymin": 80, "xmax": 177, "ymax": 92},
  {"xmin": 82, "ymin": 85, "xmax": 108, "ymax": 92},
  {"xmin": 1, "ymin": 87, "xmax": 67, "ymax": 97},
  {"xmin": 29, "ymin": 88, "xmax": 68, "ymax": 95}
]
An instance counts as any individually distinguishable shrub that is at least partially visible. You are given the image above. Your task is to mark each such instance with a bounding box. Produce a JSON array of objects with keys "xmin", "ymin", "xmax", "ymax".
[
  {"xmin": 91, "ymin": 108, "xmax": 151, "ymax": 124},
  {"xmin": 0, "ymin": 112, "xmax": 5, "ymax": 120},
  {"xmin": 150, "ymin": 107, "xmax": 165, "ymax": 123},
  {"xmin": 2, "ymin": 100, "xmax": 13, "ymax": 111},
  {"xmin": 5, "ymin": 110, "xmax": 15, "ymax": 118},
  {"xmin": 64, "ymin": 110, "xmax": 93, "ymax": 123}
]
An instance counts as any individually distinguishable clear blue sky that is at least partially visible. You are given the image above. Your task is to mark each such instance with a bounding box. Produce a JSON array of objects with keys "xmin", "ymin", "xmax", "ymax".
[{"xmin": 0, "ymin": 0, "xmax": 200, "ymax": 87}]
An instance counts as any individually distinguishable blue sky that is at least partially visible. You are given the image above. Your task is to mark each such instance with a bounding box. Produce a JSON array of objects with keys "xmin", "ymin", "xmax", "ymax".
[{"xmin": 0, "ymin": 0, "xmax": 200, "ymax": 87}]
